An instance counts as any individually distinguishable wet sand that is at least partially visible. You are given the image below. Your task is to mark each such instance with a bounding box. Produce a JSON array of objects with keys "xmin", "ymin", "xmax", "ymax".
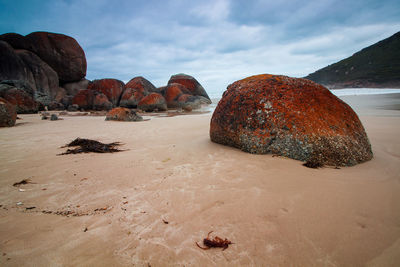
[{"xmin": 0, "ymin": 94, "xmax": 399, "ymax": 266}]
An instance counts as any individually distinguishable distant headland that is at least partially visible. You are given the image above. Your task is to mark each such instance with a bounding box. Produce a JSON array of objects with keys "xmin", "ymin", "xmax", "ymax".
[{"xmin": 305, "ymin": 31, "xmax": 400, "ymax": 89}]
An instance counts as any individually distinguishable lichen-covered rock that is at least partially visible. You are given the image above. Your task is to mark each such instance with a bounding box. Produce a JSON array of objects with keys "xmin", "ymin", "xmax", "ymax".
[
  {"xmin": 138, "ymin": 93, "xmax": 167, "ymax": 112},
  {"xmin": 71, "ymin": 89, "xmax": 111, "ymax": 111},
  {"xmin": 93, "ymin": 92, "xmax": 113, "ymax": 111},
  {"xmin": 126, "ymin": 76, "xmax": 158, "ymax": 94},
  {"xmin": 71, "ymin": 89, "xmax": 94, "ymax": 110},
  {"xmin": 157, "ymin": 86, "xmax": 167, "ymax": 95},
  {"xmin": 210, "ymin": 74, "xmax": 373, "ymax": 167},
  {"xmin": 88, "ymin": 79, "xmax": 125, "ymax": 107},
  {"xmin": 26, "ymin": 32, "xmax": 87, "ymax": 83},
  {"xmin": 163, "ymin": 83, "xmax": 190, "ymax": 108},
  {"xmin": 168, "ymin": 73, "xmax": 211, "ymax": 101},
  {"xmin": 0, "ymin": 83, "xmax": 38, "ymax": 113},
  {"xmin": 0, "ymin": 97, "xmax": 17, "ymax": 127},
  {"xmin": 105, "ymin": 107, "xmax": 143, "ymax": 122},
  {"xmin": 120, "ymin": 88, "xmax": 144, "ymax": 108},
  {"xmin": 120, "ymin": 77, "xmax": 158, "ymax": 108}
]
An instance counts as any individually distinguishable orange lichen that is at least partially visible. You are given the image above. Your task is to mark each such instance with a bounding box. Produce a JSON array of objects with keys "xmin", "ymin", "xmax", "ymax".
[
  {"xmin": 72, "ymin": 89, "xmax": 93, "ymax": 109},
  {"xmin": 138, "ymin": 93, "xmax": 164, "ymax": 105},
  {"xmin": 210, "ymin": 74, "xmax": 373, "ymax": 166},
  {"xmin": 164, "ymin": 83, "xmax": 187, "ymax": 103},
  {"xmin": 177, "ymin": 94, "xmax": 192, "ymax": 102},
  {"xmin": 168, "ymin": 74, "xmax": 210, "ymax": 100},
  {"xmin": 137, "ymin": 93, "xmax": 167, "ymax": 112},
  {"xmin": 88, "ymin": 79, "xmax": 125, "ymax": 106},
  {"xmin": 105, "ymin": 107, "xmax": 142, "ymax": 121}
]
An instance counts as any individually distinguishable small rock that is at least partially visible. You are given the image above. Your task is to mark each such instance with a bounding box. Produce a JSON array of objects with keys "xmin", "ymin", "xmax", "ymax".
[
  {"xmin": 50, "ymin": 114, "xmax": 58, "ymax": 120},
  {"xmin": 105, "ymin": 107, "xmax": 143, "ymax": 122},
  {"xmin": 67, "ymin": 104, "xmax": 79, "ymax": 112}
]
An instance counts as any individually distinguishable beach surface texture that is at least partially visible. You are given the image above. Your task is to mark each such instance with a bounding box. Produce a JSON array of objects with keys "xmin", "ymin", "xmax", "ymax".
[{"xmin": 0, "ymin": 93, "xmax": 399, "ymax": 266}]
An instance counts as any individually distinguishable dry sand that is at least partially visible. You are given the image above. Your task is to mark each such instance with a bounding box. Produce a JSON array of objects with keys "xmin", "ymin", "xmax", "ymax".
[{"xmin": 0, "ymin": 94, "xmax": 399, "ymax": 266}]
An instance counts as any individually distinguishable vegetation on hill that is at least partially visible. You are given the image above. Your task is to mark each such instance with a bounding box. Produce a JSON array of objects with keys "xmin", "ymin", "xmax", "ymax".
[{"xmin": 305, "ymin": 31, "xmax": 400, "ymax": 88}]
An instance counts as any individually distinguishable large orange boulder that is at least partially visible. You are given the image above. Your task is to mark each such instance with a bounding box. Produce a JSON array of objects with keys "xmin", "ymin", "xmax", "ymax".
[
  {"xmin": 87, "ymin": 79, "xmax": 125, "ymax": 107},
  {"xmin": 210, "ymin": 74, "xmax": 373, "ymax": 167},
  {"xmin": 138, "ymin": 93, "xmax": 167, "ymax": 112},
  {"xmin": 105, "ymin": 107, "xmax": 143, "ymax": 122},
  {"xmin": 120, "ymin": 77, "xmax": 158, "ymax": 108},
  {"xmin": 168, "ymin": 73, "xmax": 211, "ymax": 101},
  {"xmin": 26, "ymin": 32, "xmax": 86, "ymax": 83},
  {"xmin": 0, "ymin": 97, "xmax": 17, "ymax": 127}
]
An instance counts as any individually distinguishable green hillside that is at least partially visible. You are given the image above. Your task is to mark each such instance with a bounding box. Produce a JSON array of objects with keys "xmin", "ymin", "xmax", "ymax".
[{"xmin": 305, "ymin": 31, "xmax": 400, "ymax": 88}]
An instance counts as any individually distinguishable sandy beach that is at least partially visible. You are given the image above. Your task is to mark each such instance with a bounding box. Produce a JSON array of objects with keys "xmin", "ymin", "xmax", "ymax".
[{"xmin": 0, "ymin": 94, "xmax": 399, "ymax": 266}]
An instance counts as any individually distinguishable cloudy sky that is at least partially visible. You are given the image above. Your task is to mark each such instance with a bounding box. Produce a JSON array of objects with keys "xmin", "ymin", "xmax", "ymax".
[{"xmin": 1, "ymin": 0, "xmax": 399, "ymax": 97}]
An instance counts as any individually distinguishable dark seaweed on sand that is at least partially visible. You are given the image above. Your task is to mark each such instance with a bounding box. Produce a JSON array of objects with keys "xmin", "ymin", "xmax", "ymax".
[
  {"xmin": 303, "ymin": 160, "xmax": 324, "ymax": 169},
  {"xmin": 13, "ymin": 179, "xmax": 33, "ymax": 187},
  {"xmin": 58, "ymin": 138, "xmax": 123, "ymax": 155}
]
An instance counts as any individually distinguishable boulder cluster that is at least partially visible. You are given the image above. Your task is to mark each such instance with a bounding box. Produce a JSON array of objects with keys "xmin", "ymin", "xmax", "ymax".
[{"xmin": 0, "ymin": 31, "xmax": 211, "ymax": 126}]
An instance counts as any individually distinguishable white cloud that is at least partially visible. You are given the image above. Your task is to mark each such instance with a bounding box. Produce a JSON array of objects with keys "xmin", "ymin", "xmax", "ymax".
[{"xmin": 192, "ymin": 0, "xmax": 230, "ymax": 22}]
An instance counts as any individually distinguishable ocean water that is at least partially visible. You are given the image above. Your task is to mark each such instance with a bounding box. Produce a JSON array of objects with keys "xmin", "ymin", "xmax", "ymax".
[
  {"xmin": 208, "ymin": 88, "xmax": 400, "ymax": 103},
  {"xmin": 209, "ymin": 88, "xmax": 400, "ymax": 99},
  {"xmin": 205, "ymin": 88, "xmax": 400, "ymax": 114},
  {"xmin": 330, "ymin": 88, "xmax": 400, "ymax": 96}
]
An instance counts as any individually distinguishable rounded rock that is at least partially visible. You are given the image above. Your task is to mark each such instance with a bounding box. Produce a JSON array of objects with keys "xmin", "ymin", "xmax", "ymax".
[
  {"xmin": 120, "ymin": 77, "xmax": 158, "ymax": 108},
  {"xmin": 26, "ymin": 32, "xmax": 87, "ymax": 83},
  {"xmin": 138, "ymin": 93, "xmax": 167, "ymax": 112},
  {"xmin": 88, "ymin": 79, "xmax": 125, "ymax": 107},
  {"xmin": 163, "ymin": 83, "xmax": 189, "ymax": 108},
  {"xmin": 71, "ymin": 89, "xmax": 94, "ymax": 110},
  {"xmin": 210, "ymin": 74, "xmax": 373, "ymax": 166},
  {"xmin": 168, "ymin": 73, "xmax": 211, "ymax": 101},
  {"xmin": 105, "ymin": 107, "xmax": 143, "ymax": 122}
]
